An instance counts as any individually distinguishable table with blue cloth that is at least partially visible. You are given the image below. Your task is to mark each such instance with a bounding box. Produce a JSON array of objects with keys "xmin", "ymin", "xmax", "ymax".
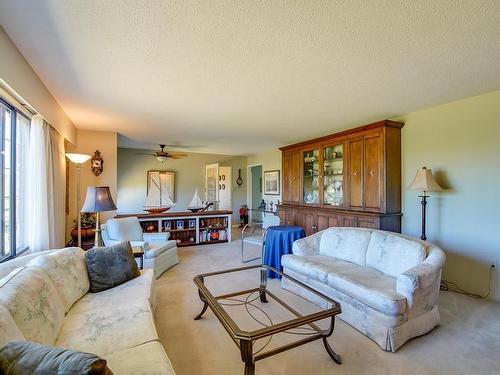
[{"xmin": 263, "ymin": 225, "xmax": 305, "ymax": 279}]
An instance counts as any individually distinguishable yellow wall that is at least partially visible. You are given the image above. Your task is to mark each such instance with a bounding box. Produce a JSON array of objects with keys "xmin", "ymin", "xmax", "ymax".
[
  {"xmin": 394, "ymin": 90, "xmax": 500, "ymax": 301},
  {"xmin": 247, "ymin": 149, "xmax": 282, "ymax": 208},
  {"xmin": 66, "ymin": 130, "xmax": 118, "ymax": 241},
  {"xmin": 0, "ymin": 27, "xmax": 77, "ymax": 143}
]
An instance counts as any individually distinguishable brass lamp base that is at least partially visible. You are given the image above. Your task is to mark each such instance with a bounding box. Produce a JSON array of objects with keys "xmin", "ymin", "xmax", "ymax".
[{"xmin": 94, "ymin": 212, "xmax": 105, "ymax": 247}]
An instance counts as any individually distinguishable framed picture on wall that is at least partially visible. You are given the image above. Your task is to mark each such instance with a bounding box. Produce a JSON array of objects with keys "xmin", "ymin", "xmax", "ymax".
[
  {"xmin": 147, "ymin": 170, "xmax": 175, "ymax": 202},
  {"xmin": 264, "ymin": 170, "xmax": 280, "ymax": 195}
]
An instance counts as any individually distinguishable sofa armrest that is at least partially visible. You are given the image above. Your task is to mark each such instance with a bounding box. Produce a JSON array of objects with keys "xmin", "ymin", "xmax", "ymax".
[
  {"xmin": 396, "ymin": 245, "xmax": 446, "ymax": 315},
  {"xmin": 291, "ymin": 230, "xmax": 324, "ymax": 256},
  {"xmin": 143, "ymin": 232, "xmax": 170, "ymax": 242},
  {"xmin": 129, "ymin": 240, "xmax": 148, "ymax": 249}
]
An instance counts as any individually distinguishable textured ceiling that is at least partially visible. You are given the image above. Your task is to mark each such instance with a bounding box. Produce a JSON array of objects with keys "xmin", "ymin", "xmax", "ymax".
[{"xmin": 1, "ymin": 1, "xmax": 500, "ymax": 155}]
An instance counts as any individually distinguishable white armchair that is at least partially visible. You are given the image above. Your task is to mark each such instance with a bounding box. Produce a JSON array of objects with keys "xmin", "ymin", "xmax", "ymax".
[{"xmin": 102, "ymin": 217, "xmax": 179, "ymax": 278}]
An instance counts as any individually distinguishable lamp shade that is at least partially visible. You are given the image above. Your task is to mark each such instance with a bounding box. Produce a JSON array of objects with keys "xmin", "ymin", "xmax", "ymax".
[
  {"xmin": 407, "ymin": 167, "xmax": 443, "ymax": 192},
  {"xmin": 81, "ymin": 186, "xmax": 117, "ymax": 213},
  {"xmin": 65, "ymin": 153, "xmax": 91, "ymax": 164}
]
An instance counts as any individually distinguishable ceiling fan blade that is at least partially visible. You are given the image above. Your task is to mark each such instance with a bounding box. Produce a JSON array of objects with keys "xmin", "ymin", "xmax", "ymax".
[
  {"xmin": 159, "ymin": 144, "xmax": 200, "ymax": 149},
  {"xmin": 136, "ymin": 153, "xmax": 156, "ymax": 156},
  {"xmin": 169, "ymin": 154, "xmax": 188, "ymax": 159}
]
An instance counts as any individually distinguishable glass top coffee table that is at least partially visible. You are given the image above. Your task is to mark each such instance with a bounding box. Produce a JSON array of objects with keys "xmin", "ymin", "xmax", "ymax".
[{"xmin": 193, "ymin": 264, "xmax": 342, "ymax": 375}]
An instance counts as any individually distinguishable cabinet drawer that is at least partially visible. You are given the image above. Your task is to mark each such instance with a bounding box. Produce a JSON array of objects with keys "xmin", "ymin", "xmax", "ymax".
[
  {"xmin": 317, "ymin": 214, "xmax": 338, "ymax": 230},
  {"xmin": 340, "ymin": 215, "xmax": 358, "ymax": 227},
  {"xmin": 358, "ymin": 217, "xmax": 380, "ymax": 229}
]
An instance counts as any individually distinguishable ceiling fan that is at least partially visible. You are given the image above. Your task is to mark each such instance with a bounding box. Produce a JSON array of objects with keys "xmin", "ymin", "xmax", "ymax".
[{"xmin": 137, "ymin": 144, "xmax": 188, "ymax": 162}]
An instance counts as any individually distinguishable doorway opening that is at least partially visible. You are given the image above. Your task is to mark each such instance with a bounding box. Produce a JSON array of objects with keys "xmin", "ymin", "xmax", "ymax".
[{"xmin": 249, "ymin": 165, "xmax": 263, "ymax": 223}]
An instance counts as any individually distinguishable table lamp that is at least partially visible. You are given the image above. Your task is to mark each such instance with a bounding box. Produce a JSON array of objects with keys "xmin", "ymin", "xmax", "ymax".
[
  {"xmin": 81, "ymin": 186, "xmax": 117, "ymax": 247},
  {"xmin": 65, "ymin": 153, "xmax": 91, "ymax": 248},
  {"xmin": 407, "ymin": 167, "xmax": 443, "ymax": 241}
]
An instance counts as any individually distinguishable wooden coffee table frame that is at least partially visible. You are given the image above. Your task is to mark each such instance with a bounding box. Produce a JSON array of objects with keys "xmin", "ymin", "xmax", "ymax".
[{"xmin": 193, "ymin": 264, "xmax": 342, "ymax": 375}]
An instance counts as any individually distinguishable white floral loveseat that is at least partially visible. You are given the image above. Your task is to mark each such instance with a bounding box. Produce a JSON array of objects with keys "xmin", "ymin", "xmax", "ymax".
[
  {"xmin": 0, "ymin": 247, "xmax": 176, "ymax": 374},
  {"xmin": 281, "ymin": 227, "xmax": 445, "ymax": 352}
]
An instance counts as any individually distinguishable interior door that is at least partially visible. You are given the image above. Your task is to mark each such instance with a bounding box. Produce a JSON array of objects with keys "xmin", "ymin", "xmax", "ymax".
[
  {"xmin": 348, "ymin": 138, "xmax": 364, "ymax": 209},
  {"xmin": 205, "ymin": 163, "xmax": 219, "ymax": 206},
  {"xmin": 364, "ymin": 133, "xmax": 383, "ymax": 211},
  {"xmin": 218, "ymin": 166, "xmax": 232, "ymax": 210}
]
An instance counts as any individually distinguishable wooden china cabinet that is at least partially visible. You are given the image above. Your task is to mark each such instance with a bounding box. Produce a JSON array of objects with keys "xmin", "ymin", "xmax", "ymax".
[{"xmin": 278, "ymin": 120, "xmax": 404, "ymax": 235}]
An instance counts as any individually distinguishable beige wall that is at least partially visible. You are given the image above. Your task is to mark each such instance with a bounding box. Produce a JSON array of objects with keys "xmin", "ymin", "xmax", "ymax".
[
  {"xmin": 247, "ymin": 149, "xmax": 282, "ymax": 209},
  {"xmin": 117, "ymin": 148, "xmax": 247, "ymax": 224},
  {"xmin": 0, "ymin": 27, "xmax": 77, "ymax": 143},
  {"xmin": 66, "ymin": 130, "xmax": 118, "ymax": 241},
  {"xmin": 393, "ymin": 90, "xmax": 500, "ymax": 301}
]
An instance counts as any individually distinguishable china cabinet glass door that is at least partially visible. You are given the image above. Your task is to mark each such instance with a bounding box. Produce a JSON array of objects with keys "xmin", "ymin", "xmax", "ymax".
[
  {"xmin": 302, "ymin": 149, "xmax": 320, "ymax": 204},
  {"xmin": 323, "ymin": 144, "xmax": 344, "ymax": 206}
]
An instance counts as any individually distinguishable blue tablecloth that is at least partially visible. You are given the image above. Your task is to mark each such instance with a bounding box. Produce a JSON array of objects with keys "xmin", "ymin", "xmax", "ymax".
[{"xmin": 263, "ymin": 226, "xmax": 305, "ymax": 279}]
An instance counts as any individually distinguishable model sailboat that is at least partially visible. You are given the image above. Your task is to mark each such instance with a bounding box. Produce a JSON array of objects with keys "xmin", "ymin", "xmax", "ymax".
[
  {"xmin": 188, "ymin": 189, "xmax": 205, "ymax": 212},
  {"xmin": 144, "ymin": 179, "xmax": 175, "ymax": 214}
]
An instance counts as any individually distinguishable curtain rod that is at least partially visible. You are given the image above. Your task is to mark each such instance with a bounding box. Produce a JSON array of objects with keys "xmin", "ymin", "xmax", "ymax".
[{"xmin": 0, "ymin": 79, "xmax": 37, "ymax": 116}]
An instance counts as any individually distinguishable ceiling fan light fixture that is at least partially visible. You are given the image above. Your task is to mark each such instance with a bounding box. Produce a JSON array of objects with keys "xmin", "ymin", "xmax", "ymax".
[{"xmin": 157, "ymin": 155, "xmax": 168, "ymax": 163}]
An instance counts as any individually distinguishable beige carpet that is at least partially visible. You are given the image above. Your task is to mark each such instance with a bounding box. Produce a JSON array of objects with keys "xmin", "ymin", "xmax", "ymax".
[{"xmin": 154, "ymin": 237, "xmax": 500, "ymax": 375}]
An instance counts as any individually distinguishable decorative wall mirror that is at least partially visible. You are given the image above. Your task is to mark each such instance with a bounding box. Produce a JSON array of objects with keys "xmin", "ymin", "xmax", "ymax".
[{"xmin": 146, "ymin": 170, "xmax": 175, "ymax": 202}]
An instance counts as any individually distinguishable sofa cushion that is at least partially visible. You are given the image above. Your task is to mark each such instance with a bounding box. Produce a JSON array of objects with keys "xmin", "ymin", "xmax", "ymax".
[
  {"xmin": 326, "ymin": 264, "xmax": 406, "ymax": 315},
  {"xmin": 105, "ymin": 341, "xmax": 175, "ymax": 375},
  {"xmin": 56, "ymin": 299, "xmax": 159, "ymax": 356},
  {"xmin": 0, "ymin": 250, "xmax": 57, "ymax": 279},
  {"xmin": 27, "ymin": 247, "xmax": 89, "ymax": 312},
  {"xmin": 366, "ymin": 231, "xmax": 427, "ymax": 278},
  {"xmin": 106, "ymin": 217, "xmax": 143, "ymax": 242},
  {"xmin": 319, "ymin": 227, "xmax": 372, "ymax": 266},
  {"xmin": 282, "ymin": 254, "xmax": 406, "ymax": 315},
  {"xmin": 0, "ymin": 305, "xmax": 25, "ymax": 348},
  {"xmin": 282, "ymin": 254, "xmax": 360, "ymax": 283},
  {"xmin": 0, "ymin": 267, "xmax": 65, "ymax": 345},
  {"xmin": 0, "ymin": 341, "xmax": 112, "ymax": 375},
  {"xmin": 70, "ymin": 269, "xmax": 154, "ymax": 315},
  {"xmin": 85, "ymin": 242, "xmax": 141, "ymax": 293}
]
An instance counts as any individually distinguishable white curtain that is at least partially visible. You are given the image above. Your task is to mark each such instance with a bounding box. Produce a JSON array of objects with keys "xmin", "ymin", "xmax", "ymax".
[
  {"xmin": 16, "ymin": 115, "xmax": 31, "ymax": 250},
  {"xmin": 27, "ymin": 115, "xmax": 66, "ymax": 251}
]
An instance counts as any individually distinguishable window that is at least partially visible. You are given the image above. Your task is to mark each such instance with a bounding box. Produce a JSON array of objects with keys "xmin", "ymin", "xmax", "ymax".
[{"xmin": 0, "ymin": 98, "xmax": 30, "ymax": 259}]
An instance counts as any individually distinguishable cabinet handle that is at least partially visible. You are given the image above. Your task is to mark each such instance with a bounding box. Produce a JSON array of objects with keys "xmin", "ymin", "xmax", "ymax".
[
  {"xmin": 370, "ymin": 170, "xmax": 374, "ymax": 176},
  {"xmin": 312, "ymin": 225, "xmax": 317, "ymax": 231},
  {"xmin": 354, "ymin": 171, "xmax": 358, "ymax": 176},
  {"xmin": 293, "ymin": 176, "xmax": 296, "ymax": 180}
]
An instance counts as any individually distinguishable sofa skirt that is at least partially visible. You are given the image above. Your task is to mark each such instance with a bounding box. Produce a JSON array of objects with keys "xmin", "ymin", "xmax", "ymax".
[{"xmin": 281, "ymin": 267, "xmax": 440, "ymax": 352}]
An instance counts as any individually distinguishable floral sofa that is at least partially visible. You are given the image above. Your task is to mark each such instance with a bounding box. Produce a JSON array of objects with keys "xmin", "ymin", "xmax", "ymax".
[
  {"xmin": 281, "ymin": 227, "xmax": 446, "ymax": 352},
  {"xmin": 0, "ymin": 247, "xmax": 176, "ymax": 374}
]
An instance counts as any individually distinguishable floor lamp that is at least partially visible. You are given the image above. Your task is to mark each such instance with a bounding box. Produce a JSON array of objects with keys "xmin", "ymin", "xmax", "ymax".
[
  {"xmin": 81, "ymin": 186, "xmax": 117, "ymax": 247},
  {"xmin": 407, "ymin": 167, "xmax": 443, "ymax": 241},
  {"xmin": 65, "ymin": 153, "xmax": 91, "ymax": 248}
]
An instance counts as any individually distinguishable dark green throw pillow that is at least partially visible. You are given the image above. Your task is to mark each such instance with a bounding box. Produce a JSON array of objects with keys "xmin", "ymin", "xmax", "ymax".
[
  {"xmin": 85, "ymin": 241, "xmax": 140, "ymax": 293},
  {"xmin": 0, "ymin": 341, "xmax": 113, "ymax": 374}
]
